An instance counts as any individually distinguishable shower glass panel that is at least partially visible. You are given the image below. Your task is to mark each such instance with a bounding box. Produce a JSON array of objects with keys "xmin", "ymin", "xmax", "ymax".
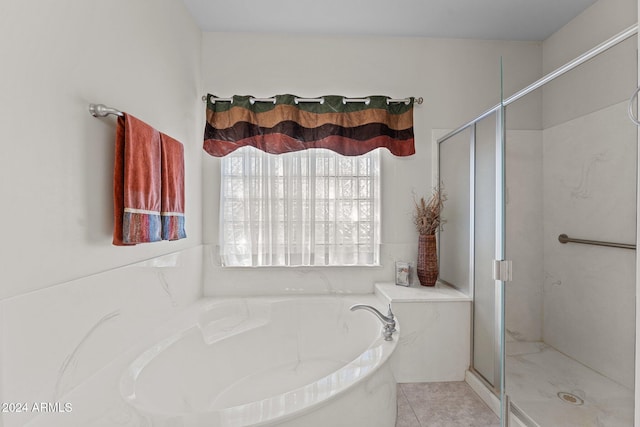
[
  {"xmin": 438, "ymin": 127, "xmax": 472, "ymax": 295},
  {"xmin": 474, "ymin": 112, "xmax": 499, "ymax": 390},
  {"xmin": 503, "ymin": 35, "xmax": 637, "ymax": 426},
  {"xmin": 438, "ymin": 113, "xmax": 506, "ymax": 400}
]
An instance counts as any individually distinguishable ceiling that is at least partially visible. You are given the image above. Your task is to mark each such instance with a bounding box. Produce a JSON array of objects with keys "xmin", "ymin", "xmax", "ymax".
[{"xmin": 182, "ymin": 0, "xmax": 597, "ymax": 41}]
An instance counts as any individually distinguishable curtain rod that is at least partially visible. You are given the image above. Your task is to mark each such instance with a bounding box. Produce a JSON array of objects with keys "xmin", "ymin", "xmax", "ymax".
[
  {"xmin": 88, "ymin": 94, "xmax": 425, "ymax": 119},
  {"xmin": 201, "ymin": 95, "xmax": 424, "ymax": 105}
]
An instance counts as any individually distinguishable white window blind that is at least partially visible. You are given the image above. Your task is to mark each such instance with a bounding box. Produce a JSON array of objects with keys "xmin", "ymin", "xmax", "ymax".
[{"xmin": 220, "ymin": 147, "xmax": 380, "ymax": 267}]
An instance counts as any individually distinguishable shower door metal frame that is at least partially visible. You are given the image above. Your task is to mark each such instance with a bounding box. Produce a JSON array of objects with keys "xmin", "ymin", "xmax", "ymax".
[
  {"xmin": 636, "ymin": 4, "xmax": 640, "ymax": 424},
  {"xmin": 495, "ymin": 102, "xmax": 507, "ymax": 427}
]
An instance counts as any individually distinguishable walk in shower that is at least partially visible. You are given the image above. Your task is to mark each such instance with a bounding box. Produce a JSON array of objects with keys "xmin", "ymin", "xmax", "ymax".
[{"xmin": 438, "ymin": 25, "xmax": 638, "ymax": 426}]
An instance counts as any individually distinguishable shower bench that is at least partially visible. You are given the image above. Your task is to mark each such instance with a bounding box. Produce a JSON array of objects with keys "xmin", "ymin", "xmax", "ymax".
[{"xmin": 374, "ymin": 282, "xmax": 471, "ymax": 383}]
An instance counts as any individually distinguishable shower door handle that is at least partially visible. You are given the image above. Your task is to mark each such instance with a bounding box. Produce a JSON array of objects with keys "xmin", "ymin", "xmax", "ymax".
[
  {"xmin": 492, "ymin": 260, "xmax": 512, "ymax": 282},
  {"xmin": 627, "ymin": 85, "xmax": 640, "ymax": 126}
]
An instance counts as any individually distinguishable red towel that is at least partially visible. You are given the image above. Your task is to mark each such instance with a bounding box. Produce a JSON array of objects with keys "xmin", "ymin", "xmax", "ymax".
[
  {"xmin": 160, "ymin": 133, "xmax": 186, "ymax": 241},
  {"xmin": 113, "ymin": 114, "xmax": 162, "ymax": 245}
]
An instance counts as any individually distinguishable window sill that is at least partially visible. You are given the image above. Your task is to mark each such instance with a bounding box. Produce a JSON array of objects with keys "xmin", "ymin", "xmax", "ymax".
[{"xmin": 218, "ymin": 263, "xmax": 383, "ymax": 269}]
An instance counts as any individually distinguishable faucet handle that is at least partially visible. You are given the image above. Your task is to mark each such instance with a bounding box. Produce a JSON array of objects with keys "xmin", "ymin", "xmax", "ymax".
[
  {"xmin": 386, "ymin": 304, "xmax": 397, "ymax": 333},
  {"xmin": 386, "ymin": 304, "xmax": 394, "ymax": 320}
]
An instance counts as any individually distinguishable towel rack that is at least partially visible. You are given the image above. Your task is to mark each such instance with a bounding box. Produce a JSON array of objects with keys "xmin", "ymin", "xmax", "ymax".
[
  {"xmin": 89, "ymin": 104, "xmax": 123, "ymax": 118},
  {"xmin": 558, "ymin": 233, "xmax": 636, "ymax": 250}
]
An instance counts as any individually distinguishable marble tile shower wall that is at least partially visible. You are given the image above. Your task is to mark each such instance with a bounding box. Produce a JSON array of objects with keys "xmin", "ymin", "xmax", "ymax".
[
  {"xmin": 505, "ymin": 130, "xmax": 544, "ymax": 343},
  {"xmin": 202, "ymin": 243, "xmax": 418, "ymax": 296},
  {"xmin": 542, "ymin": 101, "xmax": 636, "ymax": 389},
  {"xmin": 0, "ymin": 246, "xmax": 203, "ymax": 427}
]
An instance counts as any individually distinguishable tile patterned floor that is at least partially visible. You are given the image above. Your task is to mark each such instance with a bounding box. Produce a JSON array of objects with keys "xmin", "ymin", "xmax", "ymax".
[{"xmin": 396, "ymin": 382, "xmax": 501, "ymax": 427}]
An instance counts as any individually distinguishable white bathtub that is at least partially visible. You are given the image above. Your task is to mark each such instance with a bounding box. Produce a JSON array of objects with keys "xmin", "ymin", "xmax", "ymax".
[{"xmin": 120, "ymin": 295, "xmax": 398, "ymax": 427}]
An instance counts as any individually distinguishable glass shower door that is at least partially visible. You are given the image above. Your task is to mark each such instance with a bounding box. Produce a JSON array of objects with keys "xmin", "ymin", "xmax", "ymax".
[
  {"xmin": 438, "ymin": 127, "xmax": 472, "ymax": 295},
  {"xmin": 437, "ymin": 69, "xmax": 507, "ymax": 425},
  {"xmin": 502, "ymin": 32, "xmax": 637, "ymax": 426},
  {"xmin": 438, "ymin": 105, "xmax": 508, "ymax": 426},
  {"xmin": 473, "ymin": 113, "xmax": 497, "ymax": 387},
  {"xmin": 473, "ymin": 108, "xmax": 507, "ymax": 426}
]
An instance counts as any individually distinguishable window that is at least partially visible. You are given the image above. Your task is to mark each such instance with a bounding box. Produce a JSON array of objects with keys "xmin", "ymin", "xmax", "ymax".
[{"xmin": 220, "ymin": 146, "xmax": 380, "ymax": 267}]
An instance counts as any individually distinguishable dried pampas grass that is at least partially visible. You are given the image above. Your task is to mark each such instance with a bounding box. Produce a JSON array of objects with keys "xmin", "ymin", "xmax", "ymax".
[{"xmin": 414, "ymin": 188, "xmax": 446, "ymax": 236}]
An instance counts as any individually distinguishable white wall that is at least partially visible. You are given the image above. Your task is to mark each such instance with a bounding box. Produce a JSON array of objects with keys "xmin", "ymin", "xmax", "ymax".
[
  {"xmin": 0, "ymin": 1, "xmax": 204, "ymax": 425},
  {"xmin": 542, "ymin": 0, "xmax": 637, "ymax": 129},
  {"xmin": 1, "ymin": 247, "xmax": 203, "ymax": 427},
  {"xmin": 201, "ymin": 32, "xmax": 542, "ymax": 296},
  {"xmin": 0, "ymin": 0, "xmax": 204, "ymax": 300}
]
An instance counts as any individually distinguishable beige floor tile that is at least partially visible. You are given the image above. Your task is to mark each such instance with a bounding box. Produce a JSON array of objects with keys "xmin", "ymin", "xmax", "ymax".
[
  {"xmin": 398, "ymin": 382, "xmax": 500, "ymax": 427},
  {"xmin": 396, "ymin": 384, "xmax": 421, "ymax": 427}
]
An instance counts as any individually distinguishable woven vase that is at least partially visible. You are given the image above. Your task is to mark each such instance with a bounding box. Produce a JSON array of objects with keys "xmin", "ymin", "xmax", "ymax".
[{"xmin": 417, "ymin": 234, "xmax": 438, "ymax": 286}]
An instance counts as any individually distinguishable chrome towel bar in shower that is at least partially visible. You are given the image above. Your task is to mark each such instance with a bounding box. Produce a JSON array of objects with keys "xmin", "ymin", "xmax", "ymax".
[{"xmin": 558, "ymin": 234, "xmax": 636, "ymax": 250}]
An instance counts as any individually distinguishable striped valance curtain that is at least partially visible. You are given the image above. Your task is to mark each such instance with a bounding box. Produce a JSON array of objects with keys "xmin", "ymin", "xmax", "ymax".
[{"xmin": 202, "ymin": 94, "xmax": 415, "ymax": 157}]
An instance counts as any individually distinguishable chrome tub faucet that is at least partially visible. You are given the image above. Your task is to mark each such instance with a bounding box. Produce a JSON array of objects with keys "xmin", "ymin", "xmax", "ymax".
[{"xmin": 350, "ymin": 304, "xmax": 396, "ymax": 341}]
